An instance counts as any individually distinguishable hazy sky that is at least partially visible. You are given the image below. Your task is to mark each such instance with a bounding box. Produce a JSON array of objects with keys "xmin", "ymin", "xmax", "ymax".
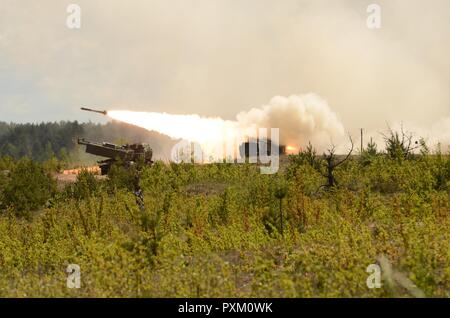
[{"xmin": 0, "ymin": 0, "xmax": 449, "ymax": 137}]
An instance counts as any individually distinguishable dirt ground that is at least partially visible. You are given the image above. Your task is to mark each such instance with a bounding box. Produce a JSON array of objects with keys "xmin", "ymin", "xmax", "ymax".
[{"xmin": 55, "ymin": 166, "xmax": 106, "ymax": 188}]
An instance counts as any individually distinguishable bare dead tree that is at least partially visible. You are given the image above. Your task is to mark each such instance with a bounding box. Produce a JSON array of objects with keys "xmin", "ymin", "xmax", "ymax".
[
  {"xmin": 319, "ymin": 135, "xmax": 354, "ymax": 189},
  {"xmin": 381, "ymin": 124, "xmax": 419, "ymax": 161}
]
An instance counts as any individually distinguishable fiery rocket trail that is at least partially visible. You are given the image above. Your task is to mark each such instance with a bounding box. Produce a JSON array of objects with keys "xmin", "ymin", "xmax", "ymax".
[
  {"xmin": 106, "ymin": 94, "xmax": 346, "ymax": 154},
  {"xmin": 107, "ymin": 111, "xmax": 239, "ymax": 145}
]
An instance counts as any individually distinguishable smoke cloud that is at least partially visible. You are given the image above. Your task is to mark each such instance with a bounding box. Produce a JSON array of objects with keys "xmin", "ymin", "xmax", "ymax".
[
  {"xmin": 236, "ymin": 94, "xmax": 345, "ymax": 150},
  {"xmin": 108, "ymin": 93, "xmax": 345, "ymax": 154}
]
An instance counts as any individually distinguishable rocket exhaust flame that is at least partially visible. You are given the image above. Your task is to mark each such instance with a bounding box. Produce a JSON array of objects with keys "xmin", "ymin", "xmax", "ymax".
[
  {"xmin": 107, "ymin": 110, "xmax": 246, "ymax": 162},
  {"xmin": 106, "ymin": 94, "xmax": 346, "ymax": 159},
  {"xmin": 107, "ymin": 111, "xmax": 238, "ymax": 145},
  {"xmin": 286, "ymin": 145, "xmax": 298, "ymax": 154}
]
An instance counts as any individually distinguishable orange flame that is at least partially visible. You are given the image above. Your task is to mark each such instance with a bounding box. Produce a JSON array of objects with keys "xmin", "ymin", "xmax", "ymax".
[{"xmin": 286, "ymin": 145, "xmax": 297, "ymax": 154}]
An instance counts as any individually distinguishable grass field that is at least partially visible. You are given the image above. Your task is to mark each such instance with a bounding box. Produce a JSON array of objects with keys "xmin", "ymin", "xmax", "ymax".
[{"xmin": 0, "ymin": 150, "xmax": 449, "ymax": 297}]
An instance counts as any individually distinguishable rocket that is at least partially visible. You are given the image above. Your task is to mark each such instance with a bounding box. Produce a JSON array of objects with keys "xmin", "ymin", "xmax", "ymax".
[{"xmin": 80, "ymin": 107, "xmax": 107, "ymax": 115}]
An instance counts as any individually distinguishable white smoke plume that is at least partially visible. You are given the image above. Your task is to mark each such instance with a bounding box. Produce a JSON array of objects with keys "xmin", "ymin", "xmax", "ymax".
[
  {"xmin": 107, "ymin": 93, "xmax": 345, "ymax": 156},
  {"xmin": 236, "ymin": 94, "xmax": 345, "ymax": 151}
]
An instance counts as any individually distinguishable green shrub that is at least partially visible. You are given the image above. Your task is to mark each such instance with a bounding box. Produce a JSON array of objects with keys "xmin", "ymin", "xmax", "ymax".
[
  {"xmin": 0, "ymin": 154, "xmax": 448, "ymax": 297},
  {"xmin": 70, "ymin": 169, "xmax": 100, "ymax": 200},
  {"xmin": 1, "ymin": 157, "xmax": 56, "ymax": 217}
]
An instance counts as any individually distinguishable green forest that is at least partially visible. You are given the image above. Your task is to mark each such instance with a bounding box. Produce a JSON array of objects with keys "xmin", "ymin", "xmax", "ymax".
[
  {"xmin": 0, "ymin": 121, "xmax": 172, "ymax": 165},
  {"xmin": 0, "ymin": 129, "xmax": 448, "ymax": 297}
]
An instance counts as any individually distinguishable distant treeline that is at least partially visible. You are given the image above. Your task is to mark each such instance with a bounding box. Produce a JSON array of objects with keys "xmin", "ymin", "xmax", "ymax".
[{"xmin": 0, "ymin": 121, "xmax": 173, "ymax": 163}]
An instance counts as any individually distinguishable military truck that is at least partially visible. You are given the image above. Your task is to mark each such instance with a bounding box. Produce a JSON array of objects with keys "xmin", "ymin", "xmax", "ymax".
[{"xmin": 77, "ymin": 138, "xmax": 153, "ymax": 175}]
